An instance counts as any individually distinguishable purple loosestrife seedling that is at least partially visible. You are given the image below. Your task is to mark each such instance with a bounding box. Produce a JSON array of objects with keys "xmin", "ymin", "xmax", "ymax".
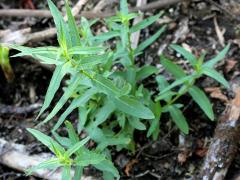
[{"xmin": 7, "ymin": 0, "xmax": 230, "ymax": 179}]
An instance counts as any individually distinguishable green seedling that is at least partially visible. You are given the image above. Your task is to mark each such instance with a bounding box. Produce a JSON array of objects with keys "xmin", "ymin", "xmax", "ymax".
[{"xmin": 9, "ymin": 0, "xmax": 230, "ymax": 179}]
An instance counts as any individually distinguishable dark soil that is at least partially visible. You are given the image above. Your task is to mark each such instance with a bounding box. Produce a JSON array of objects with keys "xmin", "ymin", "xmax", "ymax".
[{"xmin": 1, "ymin": 0, "xmax": 240, "ymax": 179}]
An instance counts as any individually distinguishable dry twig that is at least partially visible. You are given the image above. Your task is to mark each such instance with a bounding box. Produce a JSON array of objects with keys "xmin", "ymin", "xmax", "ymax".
[
  {"xmin": 0, "ymin": 0, "xmax": 181, "ymax": 19},
  {"xmin": 0, "ymin": 103, "xmax": 42, "ymax": 115},
  {"xmin": 199, "ymin": 78, "xmax": 240, "ymax": 180}
]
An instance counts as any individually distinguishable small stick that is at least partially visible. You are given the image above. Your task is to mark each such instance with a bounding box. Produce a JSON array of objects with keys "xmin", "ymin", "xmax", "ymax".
[
  {"xmin": 199, "ymin": 79, "xmax": 240, "ymax": 180},
  {"xmin": 0, "ymin": 0, "xmax": 181, "ymax": 19},
  {"xmin": 0, "ymin": 103, "xmax": 42, "ymax": 115}
]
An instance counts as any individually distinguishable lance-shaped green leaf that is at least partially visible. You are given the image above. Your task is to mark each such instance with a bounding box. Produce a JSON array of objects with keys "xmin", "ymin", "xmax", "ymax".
[
  {"xmin": 147, "ymin": 101, "xmax": 161, "ymax": 138},
  {"xmin": 73, "ymin": 166, "xmax": 83, "ymax": 180},
  {"xmin": 65, "ymin": 121, "xmax": 79, "ymax": 144},
  {"xmin": 75, "ymin": 150, "xmax": 105, "ymax": 166},
  {"xmin": 202, "ymin": 67, "xmax": 229, "ymax": 88},
  {"xmin": 97, "ymin": 136, "xmax": 131, "ymax": 151},
  {"xmin": 53, "ymin": 88, "xmax": 96, "ymax": 131},
  {"xmin": 120, "ymin": 0, "xmax": 128, "ymax": 15},
  {"xmin": 26, "ymin": 158, "xmax": 60, "ymax": 176},
  {"xmin": 47, "ymin": 0, "xmax": 71, "ymax": 49},
  {"xmin": 9, "ymin": 44, "xmax": 62, "ymax": 65},
  {"xmin": 160, "ymin": 55, "xmax": 186, "ymax": 78},
  {"xmin": 168, "ymin": 105, "xmax": 189, "ymax": 134},
  {"xmin": 92, "ymin": 31, "xmax": 120, "ymax": 43},
  {"xmin": 130, "ymin": 12, "xmax": 163, "ymax": 33},
  {"xmin": 37, "ymin": 63, "xmax": 69, "ymax": 119},
  {"xmin": 129, "ymin": 117, "xmax": 146, "ymax": 130},
  {"xmin": 136, "ymin": 65, "xmax": 159, "ymax": 81},
  {"xmin": 160, "ymin": 75, "xmax": 193, "ymax": 95},
  {"xmin": 113, "ymin": 95, "xmax": 155, "ymax": 119},
  {"xmin": 92, "ymin": 74, "xmax": 122, "ymax": 96},
  {"xmin": 188, "ymin": 86, "xmax": 214, "ymax": 120},
  {"xmin": 68, "ymin": 46, "xmax": 105, "ymax": 55},
  {"xmin": 135, "ymin": 25, "xmax": 166, "ymax": 54},
  {"xmin": 203, "ymin": 44, "xmax": 230, "ymax": 68},
  {"xmin": 65, "ymin": 0, "xmax": 81, "ymax": 47},
  {"xmin": 94, "ymin": 160, "xmax": 119, "ymax": 179},
  {"xmin": 93, "ymin": 100, "xmax": 115, "ymax": 127},
  {"xmin": 65, "ymin": 137, "xmax": 90, "ymax": 157},
  {"xmin": 0, "ymin": 45, "xmax": 14, "ymax": 82},
  {"xmin": 77, "ymin": 53, "xmax": 109, "ymax": 70},
  {"xmin": 170, "ymin": 44, "xmax": 197, "ymax": 66},
  {"xmin": 41, "ymin": 74, "xmax": 81, "ymax": 124},
  {"xmin": 27, "ymin": 128, "xmax": 65, "ymax": 154},
  {"xmin": 62, "ymin": 166, "xmax": 71, "ymax": 180}
]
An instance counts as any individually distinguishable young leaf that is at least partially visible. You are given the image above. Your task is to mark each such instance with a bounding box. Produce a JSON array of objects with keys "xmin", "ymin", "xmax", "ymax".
[
  {"xmin": 168, "ymin": 105, "xmax": 189, "ymax": 134},
  {"xmin": 65, "ymin": 121, "xmax": 79, "ymax": 144},
  {"xmin": 136, "ymin": 65, "xmax": 159, "ymax": 81},
  {"xmin": 120, "ymin": 0, "xmax": 128, "ymax": 15},
  {"xmin": 130, "ymin": 12, "xmax": 163, "ymax": 33},
  {"xmin": 77, "ymin": 53, "xmax": 109, "ymax": 70},
  {"xmin": 202, "ymin": 67, "xmax": 229, "ymax": 88},
  {"xmin": 68, "ymin": 46, "xmax": 105, "ymax": 55},
  {"xmin": 62, "ymin": 166, "xmax": 71, "ymax": 180},
  {"xmin": 160, "ymin": 55, "xmax": 186, "ymax": 78},
  {"xmin": 65, "ymin": 137, "xmax": 90, "ymax": 157},
  {"xmin": 113, "ymin": 95, "xmax": 155, "ymax": 119},
  {"xmin": 129, "ymin": 117, "xmax": 146, "ymax": 130},
  {"xmin": 26, "ymin": 158, "xmax": 60, "ymax": 175},
  {"xmin": 135, "ymin": 25, "xmax": 166, "ymax": 54},
  {"xmin": 147, "ymin": 101, "xmax": 161, "ymax": 138},
  {"xmin": 170, "ymin": 44, "xmax": 197, "ymax": 66},
  {"xmin": 94, "ymin": 160, "xmax": 120, "ymax": 179},
  {"xmin": 47, "ymin": 0, "xmax": 70, "ymax": 49},
  {"xmin": 188, "ymin": 86, "xmax": 214, "ymax": 120},
  {"xmin": 93, "ymin": 74, "xmax": 122, "ymax": 96},
  {"xmin": 27, "ymin": 128, "xmax": 65, "ymax": 154},
  {"xmin": 65, "ymin": 0, "xmax": 81, "ymax": 47},
  {"xmin": 37, "ymin": 63, "xmax": 68, "ymax": 119},
  {"xmin": 92, "ymin": 31, "xmax": 120, "ymax": 43},
  {"xmin": 160, "ymin": 75, "xmax": 193, "ymax": 95},
  {"xmin": 97, "ymin": 136, "xmax": 131, "ymax": 151},
  {"xmin": 41, "ymin": 74, "xmax": 81, "ymax": 124},
  {"xmin": 75, "ymin": 150, "xmax": 105, "ymax": 166},
  {"xmin": 203, "ymin": 44, "xmax": 230, "ymax": 68},
  {"xmin": 9, "ymin": 44, "xmax": 62, "ymax": 65},
  {"xmin": 73, "ymin": 166, "xmax": 83, "ymax": 180},
  {"xmin": 93, "ymin": 100, "xmax": 115, "ymax": 127},
  {"xmin": 53, "ymin": 88, "xmax": 96, "ymax": 131}
]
